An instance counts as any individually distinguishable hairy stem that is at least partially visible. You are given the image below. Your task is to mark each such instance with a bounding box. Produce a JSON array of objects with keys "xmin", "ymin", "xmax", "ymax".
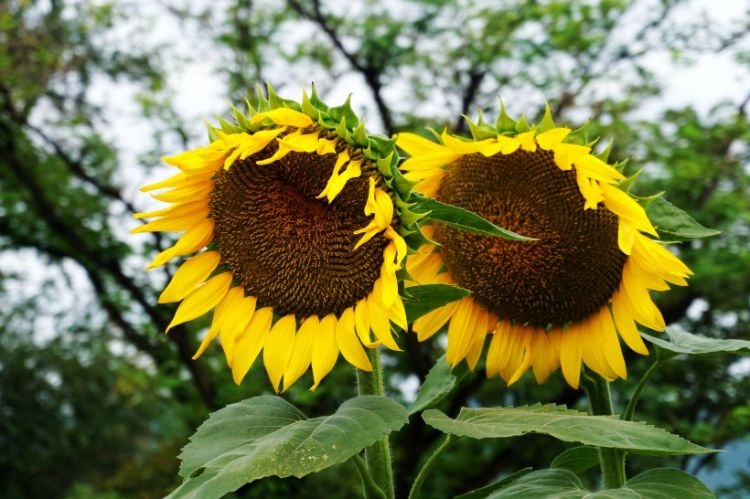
[
  {"xmin": 356, "ymin": 348, "xmax": 395, "ymax": 499},
  {"xmin": 582, "ymin": 372, "xmax": 626, "ymax": 489}
]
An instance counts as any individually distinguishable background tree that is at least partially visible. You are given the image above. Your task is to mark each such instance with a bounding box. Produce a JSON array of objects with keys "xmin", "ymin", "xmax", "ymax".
[{"xmin": 1, "ymin": 0, "xmax": 748, "ymax": 497}]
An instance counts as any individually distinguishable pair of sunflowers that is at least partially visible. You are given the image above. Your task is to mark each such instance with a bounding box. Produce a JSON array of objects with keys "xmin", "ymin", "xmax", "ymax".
[{"xmin": 134, "ymin": 87, "xmax": 691, "ymax": 392}]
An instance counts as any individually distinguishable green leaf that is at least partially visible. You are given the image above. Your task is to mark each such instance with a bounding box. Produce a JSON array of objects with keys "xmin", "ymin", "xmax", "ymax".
[
  {"xmin": 422, "ymin": 404, "xmax": 713, "ymax": 455},
  {"xmin": 404, "ymin": 284, "xmax": 470, "ymax": 323},
  {"xmin": 620, "ymin": 468, "xmax": 714, "ymax": 498},
  {"xmin": 482, "ymin": 468, "xmax": 715, "ymax": 499},
  {"xmin": 415, "ymin": 196, "xmax": 535, "ymax": 241},
  {"xmin": 455, "ymin": 468, "xmax": 533, "ymax": 499},
  {"xmin": 169, "ymin": 395, "xmax": 408, "ymax": 499},
  {"xmin": 646, "ymin": 197, "xmax": 720, "ymax": 240},
  {"xmin": 643, "ymin": 326, "xmax": 750, "ymax": 357},
  {"xmin": 484, "ymin": 468, "xmax": 590, "ymax": 498},
  {"xmin": 408, "ymin": 355, "xmax": 460, "ymax": 416},
  {"xmin": 550, "ymin": 446, "xmax": 600, "ymax": 475}
]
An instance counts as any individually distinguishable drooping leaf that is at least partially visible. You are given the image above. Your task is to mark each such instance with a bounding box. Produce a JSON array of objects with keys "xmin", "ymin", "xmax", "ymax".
[
  {"xmin": 169, "ymin": 395, "xmax": 408, "ymax": 499},
  {"xmin": 550, "ymin": 446, "xmax": 601, "ymax": 475},
  {"xmin": 619, "ymin": 468, "xmax": 715, "ymax": 498},
  {"xmin": 422, "ymin": 404, "xmax": 712, "ymax": 455},
  {"xmin": 455, "ymin": 468, "xmax": 533, "ymax": 499},
  {"xmin": 482, "ymin": 468, "xmax": 715, "ymax": 498},
  {"xmin": 483, "ymin": 468, "xmax": 591, "ymax": 498},
  {"xmin": 404, "ymin": 284, "xmax": 470, "ymax": 323},
  {"xmin": 415, "ymin": 196, "xmax": 535, "ymax": 241},
  {"xmin": 643, "ymin": 326, "xmax": 750, "ymax": 358},
  {"xmin": 646, "ymin": 197, "xmax": 720, "ymax": 240},
  {"xmin": 408, "ymin": 355, "xmax": 461, "ymax": 416}
]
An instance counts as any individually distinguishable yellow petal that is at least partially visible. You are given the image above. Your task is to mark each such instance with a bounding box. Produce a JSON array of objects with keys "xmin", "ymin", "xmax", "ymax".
[
  {"xmin": 148, "ymin": 219, "xmax": 215, "ymax": 269},
  {"xmin": 536, "ymin": 127, "xmax": 571, "ymax": 151},
  {"xmin": 159, "ymin": 251, "xmax": 222, "ymax": 303},
  {"xmin": 559, "ymin": 324, "xmax": 583, "ymax": 389},
  {"xmin": 166, "ymin": 272, "xmax": 232, "ymax": 331},
  {"xmin": 516, "ymin": 130, "xmax": 537, "ymax": 152},
  {"xmin": 441, "ymin": 132, "xmax": 487, "ymax": 155},
  {"xmin": 553, "ymin": 143, "xmax": 590, "ymax": 170},
  {"xmin": 133, "ymin": 199, "xmax": 207, "ymax": 221},
  {"xmin": 611, "ymin": 293, "xmax": 649, "ymax": 355},
  {"xmin": 263, "ymin": 315, "xmax": 297, "ymax": 392},
  {"xmin": 574, "ymin": 154, "xmax": 625, "ymax": 184},
  {"xmin": 311, "ymin": 313, "xmax": 339, "ymax": 390},
  {"xmin": 367, "ymin": 291, "xmax": 401, "ymax": 351},
  {"xmin": 600, "ymin": 183, "xmax": 657, "ymax": 236},
  {"xmin": 220, "ymin": 295, "xmax": 258, "ymax": 365},
  {"xmin": 620, "ymin": 262, "xmax": 666, "ymax": 331},
  {"xmin": 596, "ymin": 307, "xmax": 627, "ymax": 379},
  {"xmin": 131, "ymin": 206, "xmax": 210, "ymax": 234},
  {"xmin": 150, "ymin": 180, "xmax": 213, "ymax": 203},
  {"xmin": 354, "ymin": 298, "xmax": 379, "ymax": 348},
  {"xmin": 506, "ymin": 328, "xmax": 534, "ymax": 386},
  {"xmin": 283, "ymin": 315, "xmax": 318, "ymax": 391},
  {"xmin": 413, "ymin": 301, "xmax": 459, "ymax": 341},
  {"xmin": 251, "ymin": 108, "xmax": 313, "ymax": 128},
  {"xmin": 140, "ymin": 172, "xmax": 191, "ymax": 192},
  {"xmin": 396, "ymin": 132, "xmax": 445, "ymax": 155},
  {"xmin": 486, "ymin": 325, "xmax": 509, "ymax": 377},
  {"xmin": 336, "ymin": 307, "xmax": 372, "ymax": 372},
  {"xmin": 617, "ymin": 219, "xmax": 636, "ymax": 255},
  {"xmin": 231, "ymin": 307, "xmax": 273, "ymax": 384},
  {"xmin": 193, "ymin": 286, "xmax": 245, "ymax": 359},
  {"xmin": 445, "ymin": 297, "xmax": 478, "ymax": 367}
]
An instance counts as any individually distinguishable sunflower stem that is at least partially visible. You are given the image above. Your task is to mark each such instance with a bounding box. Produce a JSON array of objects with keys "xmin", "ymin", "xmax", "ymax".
[
  {"xmin": 622, "ymin": 356, "xmax": 667, "ymax": 422},
  {"xmin": 356, "ymin": 348, "xmax": 395, "ymax": 499},
  {"xmin": 352, "ymin": 454, "xmax": 388, "ymax": 499},
  {"xmin": 408, "ymin": 434, "xmax": 455, "ymax": 499},
  {"xmin": 582, "ymin": 372, "xmax": 626, "ymax": 489}
]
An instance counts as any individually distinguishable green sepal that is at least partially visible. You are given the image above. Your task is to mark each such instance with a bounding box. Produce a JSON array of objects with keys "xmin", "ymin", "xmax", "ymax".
[
  {"xmin": 617, "ymin": 167, "xmax": 642, "ymax": 193},
  {"xmin": 646, "ymin": 197, "xmax": 720, "ymax": 240},
  {"xmin": 495, "ymin": 99, "xmax": 516, "ymax": 133},
  {"xmin": 216, "ymin": 117, "xmax": 243, "ymax": 134},
  {"xmin": 230, "ymin": 103, "xmax": 250, "ymax": 131},
  {"xmin": 597, "ymin": 138, "xmax": 614, "ymax": 163},
  {"xmin": 466, "ymin": 112, "xmax": 498, "ymax": 140},
  {"xmin": 515, "ymin": 114, "xmax": 532, "ymax": 133},
  {"xmin": 265, "ymin": 82, "xmax": 301, "ymax": 112},
  {"xmin": 328, "ymin": 94, "xmax": 359, "ymax": 130},
  {"xmin": 538, "ymin": 102, "xmax": 556, "ymax": 132},
  {"xmin": 389, "ymin": 164, "xmax": 417, "ymax": 199},
  {"xmin": 403, "ymin": 229, "xmax": 434, "ymax": 253}
]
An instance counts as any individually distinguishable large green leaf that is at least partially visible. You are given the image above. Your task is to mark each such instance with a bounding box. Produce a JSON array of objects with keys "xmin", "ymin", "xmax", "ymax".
[
  {"xmin": 407, "ymin": 355, "xmax": 461, "ymax": 416},
  {"xmin": 482, "ymin": 468, "xmax": 715, "ymax": 498},
  {"xmin": 483, "ymin": 469, "xmax": 592, "ymax": 499},
  {"xmin": 646, "ymin": 197, "xmax": 720, "ymax": 240},
  {"xmin": 550, "ymin": 446, "xmax": 600, "ymax": 475},
  {"xmin": 643, "ymin": 326, "xmax": 750, "ymax": 357},
  {"xmin": 169, "ymin": 395, "xmax": 408, "ymax": 499},
  {"xmin": 620, "ymin": 468, "xmax": 715, "ymax": 498},
  {"xmin": 422, "ymin": 404, "xmax": 712, "ymax": 455},
  {"xmin": 455, "ymin": 468, "xmax": 533, "ymax": 499},
  {"xmin": 415, "ymin": 196, "xmax": 535, "ymax": 241},
  {"xmin": 404, "ymin": 284, "xmax": 470, "ymax": 323}
]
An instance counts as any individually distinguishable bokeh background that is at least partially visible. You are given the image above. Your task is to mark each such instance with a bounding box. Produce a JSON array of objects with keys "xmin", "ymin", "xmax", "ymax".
[{"xmin": 1, "ymin": 0, "xmax": 749, "ymax": 497}]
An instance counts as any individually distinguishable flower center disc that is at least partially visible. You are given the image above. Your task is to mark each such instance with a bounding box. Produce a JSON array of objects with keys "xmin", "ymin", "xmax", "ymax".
[
  {"xmin": 435, "ymin": 150, "xmax": 626, "ymax": 328},
  {"xmin": 210, "ymin": 148, "xmax": 387, "ymax": 317}
]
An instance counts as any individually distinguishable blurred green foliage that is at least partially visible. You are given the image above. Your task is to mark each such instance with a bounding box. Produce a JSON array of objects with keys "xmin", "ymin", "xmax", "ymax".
[{"xmin": 1, "ymin": 0, "xmax": 748, "ymax": 497}]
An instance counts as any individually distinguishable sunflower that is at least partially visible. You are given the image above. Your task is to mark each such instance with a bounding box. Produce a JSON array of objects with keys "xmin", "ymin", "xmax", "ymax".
[
  {"xmin": 133, "ymin": 87, "xmax": 408, "ymax": 391},
  {"xmin": 396, "ymin": 108, "xmax": 692, "ymax": 388}
]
